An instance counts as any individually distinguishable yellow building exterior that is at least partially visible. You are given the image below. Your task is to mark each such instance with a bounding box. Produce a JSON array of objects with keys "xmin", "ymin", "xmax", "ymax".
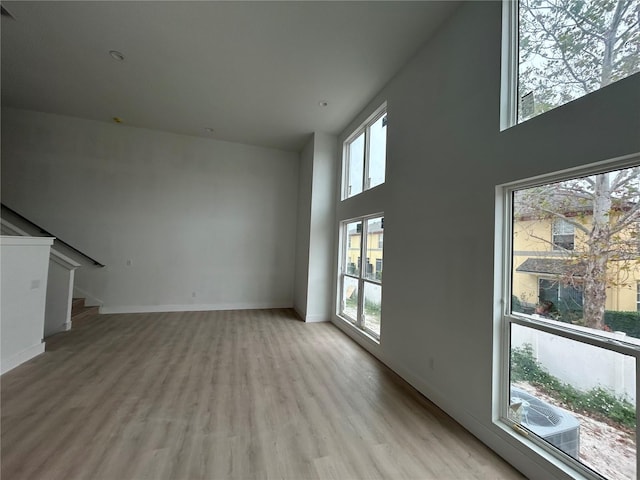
[
  {"xmin": 345, "ymin": 220, "xmax": 383, "ymax": 280},
  {"xmin": 512, "ymin": 215, "xmax": 640, "ymax": 313}
]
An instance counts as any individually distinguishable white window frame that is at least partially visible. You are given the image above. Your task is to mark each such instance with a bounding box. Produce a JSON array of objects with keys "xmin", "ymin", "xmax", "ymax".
[
  {"xmin": 338, "ymin": 213, "xmax": 383, "ymax": 340},
  {"xmin": 495, "ymin": 153, "xmax": 640, "ymax": 479},
  {"xmin": 342, "ymin": 103, "xmax": 387, "ymax": 200},
  {"xmin": 551, "ymin": 218, "xmax": 575, "ymax": 251},
  {"xmin": 500, "ymin": 0, "xmax": 640, "ymax": 129},
  {"xmin": 500, "ymin": 0, "xmax": 519, "ymax": 130}
]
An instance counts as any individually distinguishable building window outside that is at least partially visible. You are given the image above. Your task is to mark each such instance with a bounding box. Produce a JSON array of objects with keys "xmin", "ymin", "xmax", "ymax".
[
  {"xmin": 503, "ymin": 0, "xmax": 640, "ymax": 126},
  {"xmin": 538, "ymin": 278, "xmax": 583, "ymax": 313},
  {"xmin": 552, "ymin": 219, "xmax": 575, "ymax": 251},
  {"xmin": 342, "ymin": 104, "xmax": 387, "ymax": 199},
  {"xmin": 498, "ymin": 161, "xmax": 639, "ymax": 480},
  {"xmin": 339, "ymin": 215, "xmax": 383, "ymax": 339}
]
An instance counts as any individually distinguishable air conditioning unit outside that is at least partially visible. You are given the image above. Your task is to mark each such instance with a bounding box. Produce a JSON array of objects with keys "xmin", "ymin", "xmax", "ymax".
[{"xmin": 510, "ymin": 386, "xmax": 581, "ymax": 459}]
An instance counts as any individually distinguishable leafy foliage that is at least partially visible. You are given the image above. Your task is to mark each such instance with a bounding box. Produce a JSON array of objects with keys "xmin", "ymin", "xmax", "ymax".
[
  {"xmin": 512, "ymin": 295, "xmax": 524, "ymax": 313},
  {"xmin": 519, "ymin": 0, "xmax": 640, "ymax": 118},
  {"xmin": 604, "ymin": 310, "xmax": 640, "ymax": 337}
]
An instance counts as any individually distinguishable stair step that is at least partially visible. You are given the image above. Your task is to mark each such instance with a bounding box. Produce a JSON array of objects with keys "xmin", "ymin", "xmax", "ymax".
[{"xmin": 71, "ymin": 297, "xmax": 85, "ymax": 316}]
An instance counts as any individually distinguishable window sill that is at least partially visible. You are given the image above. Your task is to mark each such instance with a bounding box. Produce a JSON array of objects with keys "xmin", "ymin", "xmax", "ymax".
[
  {"xmin": 492, "ymin": 418, "xmax": 597, "ymax": 480},
  {"xmin": 334, "ymin": 314, "xmax": 381, "ymax": 345}
]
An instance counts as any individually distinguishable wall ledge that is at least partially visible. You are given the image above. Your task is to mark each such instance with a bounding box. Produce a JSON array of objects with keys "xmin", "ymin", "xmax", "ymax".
[{"xmin": 0, "ymin": 235, "xmax": 54, "ymax": 247}]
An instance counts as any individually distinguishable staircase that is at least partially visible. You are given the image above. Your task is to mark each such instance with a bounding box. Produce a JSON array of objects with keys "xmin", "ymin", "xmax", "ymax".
[{"xmin": 71, "ymin": 298, "xmax": 100, "ymax": 328}]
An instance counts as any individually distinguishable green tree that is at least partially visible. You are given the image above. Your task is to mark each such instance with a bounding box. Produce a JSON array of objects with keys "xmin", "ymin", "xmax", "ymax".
[{"xmin": 519, "ymin": 0, "xmax": 640, "ymax": 118}]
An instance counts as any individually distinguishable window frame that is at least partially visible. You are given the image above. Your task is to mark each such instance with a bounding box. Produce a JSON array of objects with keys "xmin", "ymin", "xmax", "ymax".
[
  {"xmin": 338, "ymin": 213, "xmax": 384, "ymax": 340},
  {"xmin": 500, "ymin": 0, "xmax": 519, "ymax": 130},
  {"xmin": 551, "ymin": 218, "xmax": 575, "ymax": 251},
  {"xmin": 341, "ymin": 103, "xmax": 387, "ymax": 200},
  {"xmin": 495, "ymin": 154, "xmax": 640, "ymax": 480},
  {"xmin": 500, "ymin": 0, "xmax": 640, "ymax": 129}
]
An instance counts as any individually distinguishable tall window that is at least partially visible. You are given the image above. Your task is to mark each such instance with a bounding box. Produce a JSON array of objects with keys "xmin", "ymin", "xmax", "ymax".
[
  {"xmin": 498, "ymin": 161, "xmax": 639, "ymax": 480},
  {"xmin": 503, "ymin": 0, "xmax": 640, "ymax": 125},
  {"xmin": 342, "ymin": 104, "xmax": 387, "ymax": 199},
  {"xmin": 339, "ymin": 215, "xmax": 383, "ymax": 339}
]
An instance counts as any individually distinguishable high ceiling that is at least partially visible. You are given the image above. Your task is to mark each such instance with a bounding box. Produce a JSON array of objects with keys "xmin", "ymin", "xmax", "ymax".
[{"xmin": 1, "ymin": 1, "xmax": 459, "ymax": 152}]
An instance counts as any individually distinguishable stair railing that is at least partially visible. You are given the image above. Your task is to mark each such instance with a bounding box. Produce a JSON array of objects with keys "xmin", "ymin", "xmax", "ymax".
[{"xmin": 1, "ymin": 203, "xmax": 105, "ymax": 267}]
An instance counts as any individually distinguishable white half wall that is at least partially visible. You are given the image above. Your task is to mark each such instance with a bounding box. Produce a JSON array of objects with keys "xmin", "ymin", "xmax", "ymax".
[
  {"xmin": 45, "ymin": 251, "xmax": 80, "ymax": 337},
  {"xmin": 1, "ymin": 108, "xmax": 299, "ymax": 313},
  {"xmin": 1, "ymin": 236, "xmax": 53, "ymax": 374}
]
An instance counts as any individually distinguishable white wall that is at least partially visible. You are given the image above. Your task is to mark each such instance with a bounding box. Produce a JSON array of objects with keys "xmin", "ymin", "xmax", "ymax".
[
  {"xmin": 1, "ymin": 236, "xmax": 53, "ymax": 374},
  {"xmin": 294, "ymin": 133, "xmax": 338, "ymax": 322},
  {"xmin": 1, "ymin": 108, "xmax": 299, "ymax": 313},
  {"xmin": 306, "ymin": 133, "xmax": 338, "ymax": 322},
  {"xmin": 332, "ymin": 2, "xmax": 640, "ymax": 479},
  {"xmin": 294, "ymin": 137, "xmax": 313, "ymax": 318}
]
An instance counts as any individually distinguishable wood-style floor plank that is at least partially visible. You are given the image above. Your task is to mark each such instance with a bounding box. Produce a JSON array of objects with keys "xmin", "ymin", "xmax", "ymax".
[{"xmin": 1, "ymin": 309, "xmax": 525, "ymax": 480}]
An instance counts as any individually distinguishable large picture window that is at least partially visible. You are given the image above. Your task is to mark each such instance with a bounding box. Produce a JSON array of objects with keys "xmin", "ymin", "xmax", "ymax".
[
  {"xmin": 338, "ymin": 215, "xmax": 383, "ymax": 339},
  {"xmin": 342, "ymin": 104, "xmax": 387, "ymax": 199},
  {"xmin": 498, "ymin": 159, "xmax": 640, "ymax": 480},
  {"xmin": 503, "ymin": 0, "xmax": 640, "ymax": 125}
]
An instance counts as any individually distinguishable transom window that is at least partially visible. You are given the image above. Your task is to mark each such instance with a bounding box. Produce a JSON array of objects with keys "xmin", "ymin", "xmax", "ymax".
[
  {"xmin": 502, "ymin": 0, "xmax": 640, "ymax": 126},
  {"xmin": 342, "ymin": 104, "xmax": 387, "ymax": 199},
  {"xmin": 338, "ymin": 214, "xmax": 383, "ymax": 339},
  {"xmin": 498, "ymin": 160, "xmax": 640, "ymax": 480}
]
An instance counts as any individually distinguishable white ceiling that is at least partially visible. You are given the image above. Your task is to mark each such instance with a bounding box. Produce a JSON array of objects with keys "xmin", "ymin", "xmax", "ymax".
[{"xmin": 1, "ymin": 1, "xmax": 459, "ymax": 152}]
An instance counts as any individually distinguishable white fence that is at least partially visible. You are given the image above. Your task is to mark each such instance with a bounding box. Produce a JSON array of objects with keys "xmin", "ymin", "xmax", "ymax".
[{"xmin": 511, "ymin": 322, "xmax": 637, "ymax": 403}]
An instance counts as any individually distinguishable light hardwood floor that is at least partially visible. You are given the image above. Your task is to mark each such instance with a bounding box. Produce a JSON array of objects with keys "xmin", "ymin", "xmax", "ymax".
[{"xmin": 1, "ymin": 309, "xmax": 525, "ymax": 480}]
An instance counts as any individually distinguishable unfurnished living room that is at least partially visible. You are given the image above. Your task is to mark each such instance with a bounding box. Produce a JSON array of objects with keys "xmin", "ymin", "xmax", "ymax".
[{"xmin": 1, "ymin": 1, "xmax": 639, "ymax": 480}]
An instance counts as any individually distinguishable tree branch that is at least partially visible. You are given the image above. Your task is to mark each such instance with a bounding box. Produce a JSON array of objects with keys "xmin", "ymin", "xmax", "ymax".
[{"xmin": 535, "ymin": 20, "xmax": 592, "ymax": 92}]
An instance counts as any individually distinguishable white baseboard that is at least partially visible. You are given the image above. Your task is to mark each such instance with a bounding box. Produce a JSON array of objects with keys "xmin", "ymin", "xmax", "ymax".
[
  {"xmin": 292, "ymin": 307, "xmax": 329, "ymax": 323},
  {"xmin": 1, "ymin": 342, "xmax": 45, "ymax": 375},
  {"xmin": 100, "ymin": 302, "xmax": 293, "ymax": 314},
  {"xmin": 293, "ymin": 305, "xmax": 331, "ymax": 323},
  {"xmin": 302, "ymin": 313, "xmax": 330, "ymax": 323}
]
